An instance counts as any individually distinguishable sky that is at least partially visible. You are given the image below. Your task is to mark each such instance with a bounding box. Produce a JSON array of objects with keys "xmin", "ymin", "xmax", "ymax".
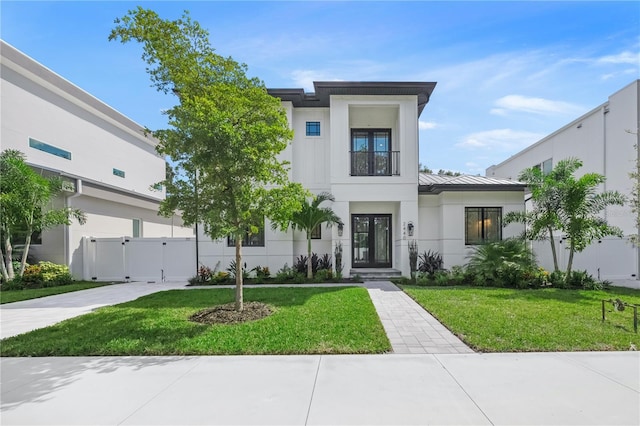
[{"xmin": 2, "ymin": 1, "xmax": 639, "ymax": 175}]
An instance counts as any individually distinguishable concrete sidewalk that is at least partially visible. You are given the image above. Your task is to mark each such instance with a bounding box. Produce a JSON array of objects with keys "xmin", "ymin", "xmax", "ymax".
[
  {"xmin": 0, "ymin": 282, "xmax": 189, "ymax": 339},
  {"xmin": 1, "ymin": 352, "xmax": 638, "ymax": 425}
]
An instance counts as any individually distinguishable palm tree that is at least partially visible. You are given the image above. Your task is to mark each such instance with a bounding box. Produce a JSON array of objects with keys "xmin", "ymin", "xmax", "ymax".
[{"xmin": 279, "ymin": 192, "xmax": 342, "ymax": 279}]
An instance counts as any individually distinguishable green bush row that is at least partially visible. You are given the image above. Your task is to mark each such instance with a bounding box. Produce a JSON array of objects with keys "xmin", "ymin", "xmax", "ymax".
[{"xmin": 1, "ymin": 261, "xmax": 74, "ymax": 291}]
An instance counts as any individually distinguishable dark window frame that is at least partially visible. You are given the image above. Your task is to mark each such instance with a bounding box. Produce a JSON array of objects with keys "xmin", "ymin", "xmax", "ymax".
[
  {"xmin": 310, "ymin": 224, "xmax": 321, "ymax": 239},
  {"xmin": 350, "ymin": 128, "xmax": 395, "ymax": 176},
  {"xmin": 465, "ymin": 207, "xmax": 502, "ymax": 245},
  {"xmin": 306, "ymin": 121, "xmax": 321, "ymax": 137},
  {"xmin": 227, "ymin": 224, "xmax": 266, "ymax": 247}
]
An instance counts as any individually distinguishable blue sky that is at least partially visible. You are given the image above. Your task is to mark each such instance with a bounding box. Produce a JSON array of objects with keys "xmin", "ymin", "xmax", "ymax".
[{"xmin": 2, "ymin": 1, "xmax": 639, "ymax": 174}]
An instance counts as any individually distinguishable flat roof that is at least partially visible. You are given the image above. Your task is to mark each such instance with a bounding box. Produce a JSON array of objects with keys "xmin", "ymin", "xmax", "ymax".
[{"xmin": 268, "ymin": 81, "xmax": 437, "ymax": 116}]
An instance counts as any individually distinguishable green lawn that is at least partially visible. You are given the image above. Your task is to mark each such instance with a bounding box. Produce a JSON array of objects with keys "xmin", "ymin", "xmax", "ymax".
[
  {"xmin": 0, "ymin": 282, "xmax": 112, "ymax": 304},
  {"xmin": 403, "ymin": 285, "xmax": 640, "ymax": 352},
  {"xmin": 0, "ymin": 287, "xmax": 390, "ymax": 356}
]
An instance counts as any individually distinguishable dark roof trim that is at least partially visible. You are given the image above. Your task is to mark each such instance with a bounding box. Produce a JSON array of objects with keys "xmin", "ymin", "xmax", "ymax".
[
  {"xmin": 268, "ymin": 81, "xmax": 436, "ymax": 117},
  {"xmin": 419, "ymin": 184, "xmax": 526, "ymax": 194}
]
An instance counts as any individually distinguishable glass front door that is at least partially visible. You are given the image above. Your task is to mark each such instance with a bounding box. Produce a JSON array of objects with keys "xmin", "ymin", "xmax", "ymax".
[{"xmin": 352, "ymin": 214, "xmax": 392, "ymax": 268}]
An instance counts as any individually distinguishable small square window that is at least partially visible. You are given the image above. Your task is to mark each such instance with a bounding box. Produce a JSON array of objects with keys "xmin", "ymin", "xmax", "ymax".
[
  {"xmin": 306, "ymin": 121, "xmax": 321, "ymax": 136},
  {"xmin": 113, "ymin": 168, "xmax": 125, "ymax": 178}
]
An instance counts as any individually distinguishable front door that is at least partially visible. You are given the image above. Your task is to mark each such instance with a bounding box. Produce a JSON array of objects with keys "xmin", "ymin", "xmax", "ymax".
[{"xmin": 352, "ymin": 214, "xmax": 392, "ymax": 268}]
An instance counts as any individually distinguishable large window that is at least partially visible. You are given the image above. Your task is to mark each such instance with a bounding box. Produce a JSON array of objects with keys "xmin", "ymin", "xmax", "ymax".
[
  {"xmin": 227, "ymin": 225, "xmax": 265, "ymax": 247},
  {"xmin": 465, "ymin": 207, "xmax": 502, "ymax": 245},
  {"xmin": 350, "ymin": 129, "xmax": 398, "ymax": 176}
]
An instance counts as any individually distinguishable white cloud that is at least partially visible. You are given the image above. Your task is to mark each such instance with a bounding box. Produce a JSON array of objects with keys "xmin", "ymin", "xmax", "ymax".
[
  {"xmin": 597, "ymin": 51, "xmax": 640, "ymax": 65},
  {"xmin": 492, "ymin": 95, "xmax": 584, "ymax": 116},
  {"xmin": 456, "ymin": 129, "xmax": 544, "ymax": 152},
  {"xmin": 419, "ymin": 121, "xmax": 437, "ymax": 130},
  {"xmin": 290, "ymin": 70, "xmax": 342, "ymax": 91}
]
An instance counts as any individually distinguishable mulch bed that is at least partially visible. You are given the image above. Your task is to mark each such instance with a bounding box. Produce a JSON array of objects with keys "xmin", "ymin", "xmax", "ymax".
[{"xmin": 189, "ymin": 301, "xmax": 273, "ymax": 325}]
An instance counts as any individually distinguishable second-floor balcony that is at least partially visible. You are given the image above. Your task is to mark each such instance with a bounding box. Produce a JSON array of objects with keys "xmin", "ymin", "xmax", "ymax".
[{"xmin": 350, "ymin": 150, "xmax": 400, "ymax": 176}]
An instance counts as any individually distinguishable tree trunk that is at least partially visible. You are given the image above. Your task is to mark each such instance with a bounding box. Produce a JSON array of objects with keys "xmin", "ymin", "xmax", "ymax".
[
  {"xmin": 0, "ymin": 247, "xmax": 9, "ymax": 282},
  {"xmin": 4, "ymin": 234, "xmax": 14, "ymax": 280},
  {"xmin": 235, "ymin": 238, "xmax": 243, "ymax": 312},
  {"xmin": 547, "ymin": 226, "xmax": 559, "ymax": 272},
  {"xmin": 307, "ymin": 232, "xmax": 313, "ymax": 279},
  {"xmin": 20, "ymin": 230, "xmax": 33, "ymax": 276},
  {"xmin": 565, "ymin": 243, "xmax": 575, "ymax": 283}
]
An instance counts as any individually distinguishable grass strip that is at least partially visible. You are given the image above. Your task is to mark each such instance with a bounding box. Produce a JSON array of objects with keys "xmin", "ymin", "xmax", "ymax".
[
  {"xmin": 0, "ymin": 286, "xmax": 390, "ymax": 356},
  {"xmin": 0, "ymin": 282, "xmax": 112, "ymax": 304},
  {"xmin": 403, "ymin": 286, "xmax": 640, "ymax": 352}
]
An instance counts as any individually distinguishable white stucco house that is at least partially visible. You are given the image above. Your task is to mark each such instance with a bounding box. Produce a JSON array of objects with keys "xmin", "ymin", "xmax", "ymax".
[
  {"xmin": 1, "ymin": 40, "xmax": 194, "ymax": 279},
  {"xmin": 1, "ymin": 41, "xmax": 526, "ymax": 281},
  {"xmin": 487, "ymin": 80, "xmax": 640, "ymax": 281},
  {"xmin": 197, "ymin": 82, "xmax": 526, "ymax": 278}
]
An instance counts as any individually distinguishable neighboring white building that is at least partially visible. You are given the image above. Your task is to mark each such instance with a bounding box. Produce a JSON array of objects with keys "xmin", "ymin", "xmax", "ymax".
[
  {"xmin": 197, "ymin": 82, "xmax": 526, "ymax": 277},
  {"xmin": 1, "ymin": 40, "xmax": 193, "ymax": 278},
  {"xmin": 487, "ymin": 80, "xmax": 640, "ymax": 280}
]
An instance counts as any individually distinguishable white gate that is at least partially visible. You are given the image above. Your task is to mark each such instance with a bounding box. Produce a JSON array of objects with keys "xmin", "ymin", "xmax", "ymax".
[{"xmin": 83, "ymin": 237, "xmax": 196, "ymax": 282}]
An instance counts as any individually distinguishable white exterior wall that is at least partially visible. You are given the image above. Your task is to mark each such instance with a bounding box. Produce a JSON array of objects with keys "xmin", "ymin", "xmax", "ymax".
[
  {"xmin": 487, "ymin": 80, "xmax": 640, "ymax": 279},
  {"xmin": 418, "ymin": 191, "xmax": 525, "ymax": 268},
  {"xmin": 1, "ymin": 42, "xmax": 193, "ymax": 279}
]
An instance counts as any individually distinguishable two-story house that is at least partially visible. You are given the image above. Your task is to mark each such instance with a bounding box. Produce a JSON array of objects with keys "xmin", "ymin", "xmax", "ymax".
[{"xmin": 197, "ymin": 81, "xmax": 526, "ymax": 278}]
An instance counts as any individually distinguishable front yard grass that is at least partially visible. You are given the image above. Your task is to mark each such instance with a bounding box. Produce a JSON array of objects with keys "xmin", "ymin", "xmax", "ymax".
[
  {"xmin": 0, "ymin": 281, "xmax": 112, "ymax": 304},
  {"xmin": 403, "ymin": 286, "xmax": 640, "ymax": 352},
  {"xmin": 0, "ymin": 287, "xmax": 390, "ymax": 356}
]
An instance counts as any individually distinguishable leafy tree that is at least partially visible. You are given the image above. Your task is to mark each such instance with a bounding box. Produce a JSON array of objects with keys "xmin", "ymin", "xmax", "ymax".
[
  {"xmin": 505, "ymin": 157, "xmax": 625, "ymax": 279},
  {"xmin": 627, "ymin": 129, "xmax": 640, "ymax": 245},
  {"xmin": 557, "ymin": 162, "xmax": 625, "ymax": 277},
  {"xmin": 278, "ymin": 192, "xmax": 342, "ymax": 279},
  {"xmin": 110, "ymin": 8, "xmax": 306, "ymax": 311},
  {"xmin": 0, "ymin": 150, "xmax": 86, "ymax": 281}
]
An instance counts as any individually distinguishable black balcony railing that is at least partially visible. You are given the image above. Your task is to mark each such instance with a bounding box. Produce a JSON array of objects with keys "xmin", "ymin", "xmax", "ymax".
[{"xmin": 350, "ymin": 151, "xmax": 400, "ymax": 176}]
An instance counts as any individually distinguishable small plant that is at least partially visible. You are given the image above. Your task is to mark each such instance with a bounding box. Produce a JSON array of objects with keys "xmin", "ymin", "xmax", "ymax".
[
  {"xmin": 408, "ymin": 240, "xmax": 418, "ymax": 282},
  {"xmin": 227, "ymin": 260, "xmax": 248, "ymax": 279},
  {"xmin": 433, "ymin": 270, "xmax": 451, "ymax": 286},
  {"xmin": 294, "ymin": 253, "xmax": 322, "ymax": 276},
  {"xmin": 198, "ymin": 266, "xmax": 213, "ymax": 282},
  {"xmin": 318, "ymin": 253, "xmax": 332, "ymax": 271},
  {"xmin": 418, "ymin": 250, "xmax": 444, "ymax": 276},
  {"xmin": 314, "ymin": 269, "xmax": 333, "ymax": 282},
  {"xmin": 252, "ymin": 265, "xmax": 271, "ymax": 279},
  {"xmin": 334, "ymin": 242, "xmax": 343, "ymax": 280},
  {"xmin": 275, "ymin": 264, "xmax": 296, "ymax": 282}
]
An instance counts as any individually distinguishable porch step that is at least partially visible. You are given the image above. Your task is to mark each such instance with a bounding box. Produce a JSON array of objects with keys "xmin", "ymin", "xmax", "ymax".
[{"xmin": 350, "ymin": 268, "xmax": 402, "ymax": 281}]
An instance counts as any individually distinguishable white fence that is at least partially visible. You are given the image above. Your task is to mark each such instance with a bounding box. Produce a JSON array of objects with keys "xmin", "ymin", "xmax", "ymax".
[
  {"xmin": 82, "ymin": 237, "xmax": 196, "ymax": 282},
  {"xmin": 531, "ymin": 237, "xmax": 638, "ymax": 280}
]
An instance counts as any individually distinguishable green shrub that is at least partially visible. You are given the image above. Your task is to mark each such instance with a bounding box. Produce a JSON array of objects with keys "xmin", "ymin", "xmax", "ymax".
[
  {"xmin": 1, "ymin": 277, "xmax": 24, "ymax": 291},
  {"xmin": 38, "ymin": 262, "xmax": 71, "ymax": 282},
  {"xmin": 314, "ymin": 269, "xmax": 333, "ymax": 282},
  {"xmin": 433, "ymin": 270, "xmax": 451, "ymax": 286},
  {"xmin": 418, "ymin": 250, "xmax": 444, "ymax": 275},
  {"xmin": 275, "ymin": 264, "xmax": 296, "ymax": 282},
  {"xmin": 466, "ymin": 239, "xmax": 536, "ymax": 288}
]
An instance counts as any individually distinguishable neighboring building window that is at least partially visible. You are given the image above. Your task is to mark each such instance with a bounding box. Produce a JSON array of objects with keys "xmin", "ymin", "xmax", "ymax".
[
  {"xmin": 533, "ymin": 158, "xmax": 553, "ymax": 175},
  {"xmin": 132, "ymin": 219, "xmax": 142, "ymax": 238},
  {"xmin": 311, "ymin": 224, "xmax": 321, "ymax": 239},
  {"xmin": 227, "ymin": 224, "xmax": 265, "ymax": 247},
  {"xmin": 306, "ymin": 121, "xmax": 321, "ymax": 136},
  {"xmin": 29, "ymin": 138, "xmax": 71, "ymax": 160},
  {"xmin": 113, "ymin": 168, "xmax": 125, "ymax": 178},
  {"xmin": 465, "ymin": 207, "xmax": 502, "ymax": 245}
]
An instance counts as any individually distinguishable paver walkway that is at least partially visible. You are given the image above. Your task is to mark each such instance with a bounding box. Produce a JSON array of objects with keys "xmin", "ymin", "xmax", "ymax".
[{"xmin": 364, "ymin": 281, "xmax": 473, "ymax": 354}]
